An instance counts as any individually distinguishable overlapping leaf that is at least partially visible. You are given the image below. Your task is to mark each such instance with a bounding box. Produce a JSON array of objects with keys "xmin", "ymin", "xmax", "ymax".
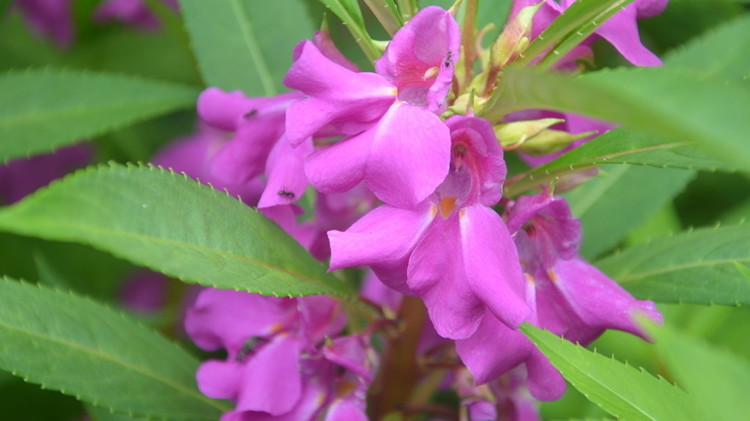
[
  {"xmin": 180, "ymin": 0, "xmax": 314, "ymax": 95},
  {"xmin": 0, "ymin": 164, "xmax": 353, "ymax": 298},
  {"xmin": 596, "ymin": 224, "xmax": 750, "ymax": 305},
  {"xmin": 563, "ymin": 166, "xmax": 695, "ymax": 259},
  {"xmin": 0, "ymin": 278, "xmax": 226, "ymax": 421},
  {"xmin": 522, "ymin": 324, "xmax": 697, "ymax": 421},
  {"xmin": 0, "ymin": 69, "xmax": 198, "ymax": 163}
]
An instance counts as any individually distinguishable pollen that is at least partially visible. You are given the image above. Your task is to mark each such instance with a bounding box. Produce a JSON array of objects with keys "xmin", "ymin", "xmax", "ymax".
[
  {"xmin": 439, "ymin": 197, "xmax": 457, "ymax": 218},
  {"xmin": 423, "ymin": 66, "xmax": 439, "ymax": 80},
  {"xmin": 525, "ymin": 273, "xmax": 535, "ymax": 285},
  {"xmin": 547, "ymin": 269, "xmax": 558, "ymax": 282}
]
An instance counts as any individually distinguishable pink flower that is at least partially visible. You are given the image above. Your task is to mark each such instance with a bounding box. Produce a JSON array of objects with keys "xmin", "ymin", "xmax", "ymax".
[
  {"xmin": 329, "ymin": 116, "xmax": 529, "ymax": 339},
  {"xmin": 94, "ymin": 0, "xmax": 178, "ymax": 31},
  {"xmin": 287, "ymin": 6, "xmax": 460, "ymax": 208},
  {"xmin": 14, "ymin": 0, "xmax": 74, "ymax": 47}
]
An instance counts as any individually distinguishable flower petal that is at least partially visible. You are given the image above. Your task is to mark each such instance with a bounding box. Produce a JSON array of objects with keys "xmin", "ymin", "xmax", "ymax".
[
  {"xmin": 258, "ymin": 136, "xmax": 313, "ymax": 208},
  {"xmin": 305, "ymin": 130, "xmax": 372, "ymax": 195},
  {"xmin": 366, "ymin": 102, "xmax": 451, "ymax": 208}
]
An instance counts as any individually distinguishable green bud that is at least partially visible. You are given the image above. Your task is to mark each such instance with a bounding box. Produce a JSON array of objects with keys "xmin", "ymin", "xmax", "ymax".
[
  {"xmin": 495, "ymin": 118, "xmax": 564, "ymax": 148},
  {"xmin": 491, "ymin": 1, "xmax": 543, "ymax": 69},
  {"xmin": 519, "ymin": 129, "xmax": 597, "ymax": 155}
]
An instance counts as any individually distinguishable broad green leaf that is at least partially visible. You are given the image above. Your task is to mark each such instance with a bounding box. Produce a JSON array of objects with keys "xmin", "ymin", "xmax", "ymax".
[
  {"xmin": 180, "ymin": 0, "xmax": 314, "ymax": 95},
  {"xmin": 563, "ymin": 165, "xmax": 694, "ymax": 259},
  {"xmin": 596, "ymin": 224, "xmax": 750, "ymax": 306},
  {"xmin": 504, "ymin": 128, "xmax": 728, "ymax": 196},
  {"xmin": 317, "ymin": 0, "xmax": 381, "ymax": 61},
  {"xmin": 665, "ymin": 13, "xmax": 750, "ymax": 85},
  {"xmin": 649, "ymin": 324, "xmax": 750, "ymax": 421},
  {"xmin": 522, "ymin": 324, "xmax": 698, "ymax": 421},
  {"xmin": 514, "ymin": 0, "xmax": 636, "ymax": 68},
  {"xmin": 0, "ymin": 278, "xmax": 226, "ymax": 420},
  {"xmin": 87, "ymin": 404, "xmax": 146, "ymax": 421},
  {"xmin": 0, "ymin": 164, "xmax": 353, "ymax": 298},
  {"xmin": 480, "ymin": 66, "xmax": 750, "ymax": 172},
  {"xmin": 0, "ymin": 69, "xmax": 198, "ymax": 163}
]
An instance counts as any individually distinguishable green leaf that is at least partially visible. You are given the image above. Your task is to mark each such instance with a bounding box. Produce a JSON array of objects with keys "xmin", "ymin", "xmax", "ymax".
[
  {"xmin": 317, "ymin": 0, "xmax": 381, "ymax": 61},
  {"xmin": 595, "ymin": 224, "xmax": 750, "ymax": 306},
  {"xmin": 563, "ymin": 165, "xmax": 694, "ymax": 259},
  {"xmin": 180, "ymin": 0, "xmax": 314, "ymax": 95},
  {"xmin": 649, "ymin": 324, "xmax": 750, "ymax": 421},
  {"xmin": 504, "ymin": 128, "xmax": 729, "ymax": 197},
  {"xmin": 665, "ymin": 13, "xmax": 750, "ymax": 86},
  {"xmin": 0, "ymin": 278, "xmax": 226, "ymax": 420},
  {"xmin": 0, "ymin": 69, "xmax": 198, "ymax": 163},
  {"xmin": 0, "ymin": 164, "xmax": 353, "ymax": 298},
  {"xmin": 87, "ymin": 403, "xmax": 146, "ymax": 421},
  {"xmin": 480, "ymin": 66, "xmax": 750, "ymax": 172},
  {"xmin": 514, "ymin": 0, "xmax": 637, "ymax": 68},
  {"xmin": 521, "ymin": 324, "xmax": 698, "ymax": 421}
]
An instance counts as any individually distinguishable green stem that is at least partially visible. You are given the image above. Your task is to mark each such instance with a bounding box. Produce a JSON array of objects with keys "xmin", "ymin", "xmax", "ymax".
[{"xmin": 364, "ymin": 0, "xmax": 403, "ymax": 36}]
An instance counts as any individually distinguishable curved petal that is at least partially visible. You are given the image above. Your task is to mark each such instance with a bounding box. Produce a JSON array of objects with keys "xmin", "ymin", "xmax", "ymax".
[
  {"xmin": 236, "ymin": 335, "xmax": 304, "ymax": 416},
  {"xmin": 196, "ymin": 359, "xmax": 242, "ymax": 401},
  {"xmin": 305, "ymin": 131, "xmax": 372, "ymax": 195},
  {"xmin": 284, "ymin": 41, "xmax": 395, "ymax": 144},
  {"xmin": 366, "ymin": 102, "xmax": 451, "ymax": 208},
  {"xmin": 329, "ymin": 202, "xmax": 433, "ymax": 294},
  {"xmin": 259, "ymin": 136, "xmax": 313, "ymax": 208},
  {"xmin": 525, "ymin": 348, "xmax": 566, "ymax": 401},
  {"xmin": 461, "ymin": 205, "xmax": 530, "ymax": 329},
  {"xmin": 184, "ymin": 288, "xmax": 296, "ymax": 352},
  {"xmin": 408, "ymin": 216, "xmax": 486, "ymax": 339},
  {"xmin": 595, "ymin": 6, "xmax": 662, "ymax": 67}
]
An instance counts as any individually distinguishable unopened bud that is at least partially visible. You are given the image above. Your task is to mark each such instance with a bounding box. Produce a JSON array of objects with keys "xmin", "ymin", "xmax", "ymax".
[
  {"xmin": 495, "ymin": 118, "xmax": 564, "ymax": 148},
  {"xmin": 491, "ymin": 1, "xmax": 543, "ymax": 69},
  {"xmin": 519, "ymin": 129, "xmax": 597, "ymax": 155}
]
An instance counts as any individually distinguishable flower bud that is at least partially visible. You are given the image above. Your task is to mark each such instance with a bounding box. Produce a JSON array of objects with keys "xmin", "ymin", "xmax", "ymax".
[
  {"xmin": 494, "ymin": 118, "xmax": 564, "ymax": 148},
  {"xmin": 519, "ymin": 129, "xmax": 597, "ymax": 155},
  {"xmin": 491, "ymin": 1, "xmax": 543, "ymax": 69}
]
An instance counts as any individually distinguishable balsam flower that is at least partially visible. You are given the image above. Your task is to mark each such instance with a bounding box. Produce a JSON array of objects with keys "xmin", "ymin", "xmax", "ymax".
[
  {"xmin": 329, "ymin": 116, "xmax": 529, "ymax": 339},
  {"xmin": 94, "ymin": 0, "xmax": 178, "ymax": 30},
  {"xmin": 287, "ymin": 6, "xmax": 460, "ymax": 208}
]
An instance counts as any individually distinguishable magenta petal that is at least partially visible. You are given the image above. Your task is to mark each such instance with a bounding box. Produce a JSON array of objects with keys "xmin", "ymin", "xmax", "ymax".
[
  {"xmin": 305, "ymin": 131, "xmax": 372, "ymax": 195},
  {"xmin": 408, "ymin": 216, "xmax": 486, "ymax": 339},
  {"xmin": 595, "ymin": 6, "xmax": 662, "ymax": 67},
  {"xmin": 258, "ymin": 136, "xmax": 313, "ymax": 208},
  {"xmin": 198, "ymin": 88, "xmax": 257, "ymax": 131},
  {"xmin": 551, "ymin": 258, "xmax": 662, "ymax": 340},
  {"xmin": 297, "ymin": 295, "xmax": 347, "ymax": 343},
  {"xmin": 236, "ymin": 335, "xmax": 303, "ymax": 415},
  {"xmin": 210, "ymin": 125, "xmax": 278, "ymax": 183},
  {"xmin": 196, "ymin": 360, "xmax": 242, "ymax": 400},
  {"xmin": 635, "ymin": 0, "xmax": 668, "ymax": 18},
  {"xmin": 184, "ymin": 288, "xmax": 296, "ymax": 353},
  {"xmin": 375, "ymin": 6, "xmax": 460, "ymax": 112},
  {"xmin": 526, "ymin": 348, "xmax": 566, "ymax": 401},
  {"xmin": 461, "ymin": 205, "xmax": 530, "ymax": 329},
  {"xmin": 366, "ymin": 102, "xmax": 451, "ymax": 208},
  {"xmin": 325, "ymin": 398, "xmax": 368, "ymax": 421},
  {"xmin": 329, "ymin": 203, "xmax": 433, "ymax": 294},
  {"xmin": 455, "ymin": 313, "xmax": 534, "ymax": 384},
  {"xmin": 284, "ymin": 41, "xmax": 395, "ymax": 144},
  {"xmin": 312, "ymin": 29, "xmax": 359, "ymax": 72},
  {"xmin": 323, "ymin": 336, "xmax": 375, "ymax": 381}
]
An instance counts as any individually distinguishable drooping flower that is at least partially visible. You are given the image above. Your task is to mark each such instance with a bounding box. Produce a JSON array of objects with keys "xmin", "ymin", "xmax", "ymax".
[
  {"xmin": 287, "ymin": 6, "xmax": 460, "ymax": 208},
  {"xmin": 509, "ymin": 0, "xmax": 668, "ymax": 67},
  {"xmin": 329, "ymin": 115, "xmax": 529, "ymax": 339},
  {"xmin": 13, "ymin": 0, "xmax": 74, "ymax": 47}
]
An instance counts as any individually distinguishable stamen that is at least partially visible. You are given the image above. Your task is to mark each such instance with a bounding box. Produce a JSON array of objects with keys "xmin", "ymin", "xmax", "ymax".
[
  {"xmin": 439, "ymin": 197, "xmax": 457, "ymax": 218},
  {"xmin": 423, "ymin": 66, "xmax": 439, "ymax": 80}
]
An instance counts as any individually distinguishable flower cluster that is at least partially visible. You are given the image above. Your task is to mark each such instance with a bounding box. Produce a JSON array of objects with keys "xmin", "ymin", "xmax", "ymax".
[{"xmin": 148, "ymin": 1, "xmax": 669, "ymax": 419}]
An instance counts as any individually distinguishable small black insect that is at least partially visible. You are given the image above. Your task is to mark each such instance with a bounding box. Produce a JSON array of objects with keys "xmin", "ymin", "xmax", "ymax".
[
  {"xmin": 243, "ymin": 109, "xmax": 258, "ymax": 119},
  {"xmin": 444, "ymin": 50, "xmax": 453, "ymax": 68},
  {"xmin": 277, "ymin": 190, "xmax": 295, "ymax": 198},
  {"xmin": 235, "ymin": 338, "xmax": 267, "ymax": 362}
]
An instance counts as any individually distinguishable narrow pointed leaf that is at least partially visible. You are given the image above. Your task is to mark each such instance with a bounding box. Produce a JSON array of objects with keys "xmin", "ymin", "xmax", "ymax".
[
  {"xmin": 522, "ymin": 324, "xmax": 698, "ymax": 421},
  {"xmin": 596, "ymin": 225, "xmax": 750, "ymax": 306},
  {"xmin": 0, "ymin": 164, "xmax": 353, "ymax": 297},
  {"xmin": 563, "ymin": 165, "xmax": 695, "ymax": 259},
  {"xmin": 0, "ymin": 278, "xmax": 227, "ymax": 420},
  {"xmin": 180, "ymin": 0, "xmax": 314, "ymax": 95},
  {"xmin": 480, "ymin": 66, "xmax": 750, "ymax": 172},
  {"xmin": 514, "ymin": 0, "xmax": 636, "ymax": 68},
  {"xmin": 0, "ymin": 69, "xmax": 198, "ymax": 163},
  {"xmin": 505, "ymin": 128, "xmax": 729, "ymax": 197},
  {"xmin": 649, "ymin": 324, "xmax": 750, "ymax": 421}
]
